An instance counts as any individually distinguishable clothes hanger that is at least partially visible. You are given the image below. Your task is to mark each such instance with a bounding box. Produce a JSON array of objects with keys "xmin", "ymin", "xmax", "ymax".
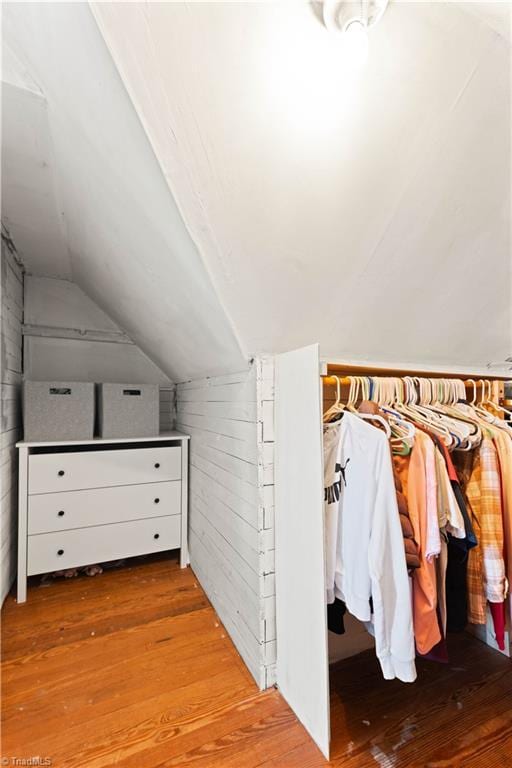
[
  {"xmin": 456, "ymin": 379, "xmax": 499, "ymax": 438},
  {"xmin": 483, "ymin": 379, "xmax": 512, "ymax": 418},
  {"xmin": 323, "ymin": 375, "xmax": 344, "ymax": 423},
  {"xmin": 407, "ymin": 377, "xmax": 472, "ymax": 448},
  {"xmin": 480, "ymin": 379, "xmax": 512, "ymax": 429},
  {"xmin": 360, "ymin": 376, "xmax": 414, "ymax": 454},
  {"xmin": 377, "ymin": 377, "xmax": 415, "ymax": 451},
  {"xmin": 414, "ymin": 377, "xmax": 460, "ymax": 447},
  {"xmin": 349, "ymin": 375, "xmax": 393, "ymax": 437},
  {"xmin": 472, "ymin": 379, "xmax": 497, "ymax": 422},
  {"xmin": 442, "ymin": 379, "xmax": 477, "ymax": 449},
  {"xmin": 356, "ymin": 411, "xmax": 392, "ymax": 438},
  {"xmin": 346, "ymin": 376, "xmax": 361, "ymax": 413},
  {"xmin": 361, "ymin": 376, "xmax": 370, "ymax": 402},
  {"xmin": 392, "ymin": 376, "xmax": 454, "ymax": 446},
  {"xmin": 467, "ymin": 379, "xmax": 477, "ymax": 405},
  {"xmin": 428, "ymin": 378, "xmax": 473, "ymax": 445},
  {"xmin": 449, "ymin": 379, "xmax": 487, "ymax": 444},
  {"xmin": 444, "ymin": 379, "xmax": 478, "ymax": 449}
]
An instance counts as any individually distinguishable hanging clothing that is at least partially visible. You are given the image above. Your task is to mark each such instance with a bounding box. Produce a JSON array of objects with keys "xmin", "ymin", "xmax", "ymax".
[
  {"xmin": 322, "ymin": 374, "xmax": 511, "ymax": 680},
  {"xmin": 433, "ymin": 435, "xmax": 475, "ymax": 634},
  {"xmin": 416, "ymin": 425, "xmax": 473, "ymax": 545},
  {"xmin": 422, "ymin": 435, "xmax": 441, "ymax": 562},
  {"xmin": 358, "ymin": 401, "xmax": 420, "ymax": 571},
  {"xmin": 327, "ymin": 598, "xmax": 346, "ymax": 635},
  {"xmin": 436, "ymin": 532, "xmax": 449, "ymax": 636},
  {"xmin": 493, "ymin": 429, "xmax": 512, "ymax": 605},
  {"xmin": 396, "ymin": 432, "xmax": 441, "ymax": 656},
  {"xmin": 436, "ymin": 436, "xmax": 477, "ymax": 550},
  {"xmin": 446, "ymin": 539, "xmax": 469, "ymax": 632},
  {"xmin": 434, "ymin": 448, "xmax": 465, "ymax": 540},
  {"xmin": 323, "ymin": 420, "xmax": 343, "ymax": 604},
  {"xmin": 460, "ymin": 437, "xmax": 507, "ymax": 649},
  {"xmin": 394, "ymin": 473, "xmax": 421, "ymax": 572},
  {"xmin": 475, "ymin": 438, "xmax": 506, "ymax": 594},
  {"xmin": 326, "ymin": 412, "xmax": 416, "ymax": 683}
]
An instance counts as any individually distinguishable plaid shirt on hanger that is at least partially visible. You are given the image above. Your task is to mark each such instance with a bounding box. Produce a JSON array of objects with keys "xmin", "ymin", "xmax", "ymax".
[{"xmin": 464, "ymin": 437, "xmax": 506, "ymax": 623}]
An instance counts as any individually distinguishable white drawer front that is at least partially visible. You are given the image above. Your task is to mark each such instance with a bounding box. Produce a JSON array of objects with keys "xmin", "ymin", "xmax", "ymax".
[
  {"xmin": 28, "ymin": 481, "xmax": 181, "ymax": 535},
  {"xmin": 27, "ymin": 516, "xmax": 181, "ymax": 575},
  {"xmin": 28, "ymin": 446, "xmax": 181, "ymax": 494}
]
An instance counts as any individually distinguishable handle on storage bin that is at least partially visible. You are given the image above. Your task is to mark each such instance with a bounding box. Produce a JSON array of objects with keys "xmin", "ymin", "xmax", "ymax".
[
  {"xmin": 154, "ymin": 498, "xmax": 160, "ymax": 504},
  {"xmin": 58, "ymin": 510, "xmax": 65, "ymax": 517},
  {"xmin": 122, "ymin": 389, "xmax": 142, "ymax": 396},
  {"xmin": 154, "ymin": 463, "xmax": 160, "ymax": 469},
  {"xmin": 49, "ymin": 388, "xmax": 72, "ymax": 395},
  {"xmin": 58, "ymin": 470, "xmax": 65, "ymax": 477},
  {"xmin": 154, "ymin": 533, "xmax": 160, "ymax": 540},
  {"xmin": 57, "ymin": 549, "xmax": 64, "ymax": 556}
]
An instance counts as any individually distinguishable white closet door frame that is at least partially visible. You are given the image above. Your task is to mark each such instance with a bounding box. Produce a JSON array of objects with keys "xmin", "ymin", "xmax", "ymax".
[{"xmin": 275, "ymin": 344, "xmax": 330, "ymax": 759}]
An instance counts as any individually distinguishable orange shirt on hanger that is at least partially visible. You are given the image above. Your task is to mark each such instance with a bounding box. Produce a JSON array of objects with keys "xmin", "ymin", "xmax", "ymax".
[{"xmin": 396, "ymin": 431, "xmax": 441, "ymax": 655}]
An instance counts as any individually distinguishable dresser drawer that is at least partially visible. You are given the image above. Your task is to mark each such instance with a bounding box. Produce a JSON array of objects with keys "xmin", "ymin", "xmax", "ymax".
[
  {"xmin": 28, "ymin": 446, "xmax": 181, "ymax": 494},
  {"xmin": 27, "ymin": 515, "xmax": 181, "ymax": 575},
  {"xmin": 28, "ymin": 481, "xmax": 181, "ymax": 534}
]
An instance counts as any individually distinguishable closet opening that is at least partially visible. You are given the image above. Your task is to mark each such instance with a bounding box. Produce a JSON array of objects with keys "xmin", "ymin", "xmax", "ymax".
[
  {"xmin": 273, "ymin": 345, "xmax": 512, "ymax": 762},
  {"xmin": 322, "ymin": 362, "xmax": 511, "ymax": 763}
]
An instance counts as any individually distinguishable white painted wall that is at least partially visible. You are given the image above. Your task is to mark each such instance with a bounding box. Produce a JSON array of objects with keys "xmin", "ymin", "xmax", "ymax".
[
  {"xmin": 94, "ymin": 1, "xmax": 511, "ymax": 371},
  {"xmin": 0, "ymin": 234, "xmax": 23, "ymax": 603},
  {"xmin": 24, "ymin": 277, "xmax": 171, "ymax": 384},
  {"xmin": 2, "ymin": 2, "xmax": 245, "ymax": 382},
  {"xmin": 23, "ymin": 276, "xmax": 174, "ymax": 432},
  {"xmin": 176, "ymin": 360, "xmax": 276, "ymax": 688},
  {"xmin": 25, "ymin": 277, "xmax": 120, "ymax": 333}
]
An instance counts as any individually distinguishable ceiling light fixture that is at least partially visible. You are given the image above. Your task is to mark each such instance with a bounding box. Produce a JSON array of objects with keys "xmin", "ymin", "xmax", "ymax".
[
  {"xmin": 342, "ymin": 19, "xmax": 369, "ymax": 68},
  {"xmin": 322, "ymin": 0, "xmax": 389, "ymax": 67}
]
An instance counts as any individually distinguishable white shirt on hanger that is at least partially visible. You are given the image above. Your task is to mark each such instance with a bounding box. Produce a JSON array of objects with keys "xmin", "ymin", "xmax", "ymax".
[
  {"xmin": 327, "ymin": 412, "xmax": 416, "ymax": 683},
  {"xmin": 323, "ymin": 419, "xmax": 343, "ymax": 604}
]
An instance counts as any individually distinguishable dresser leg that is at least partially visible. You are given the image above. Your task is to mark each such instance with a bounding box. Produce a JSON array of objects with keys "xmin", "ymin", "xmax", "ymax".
[{"xmin": 17, "ymin": 576, "xmax": 27, "ymax": 604}]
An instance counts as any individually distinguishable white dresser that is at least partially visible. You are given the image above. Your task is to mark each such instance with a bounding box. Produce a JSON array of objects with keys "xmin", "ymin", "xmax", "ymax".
[{"xmin": 16, "ymin": 432, "xmax": 189, "ymax": 603}]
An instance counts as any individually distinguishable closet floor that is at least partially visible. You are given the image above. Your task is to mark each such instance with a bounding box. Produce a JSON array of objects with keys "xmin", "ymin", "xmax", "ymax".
[
  {"xmin": 2, "ymin": 556, "xmax": 511, "ymax": 768},
  {"xmin": 327, "ymin": 633, "xmax": 512, "ymax": 768}
]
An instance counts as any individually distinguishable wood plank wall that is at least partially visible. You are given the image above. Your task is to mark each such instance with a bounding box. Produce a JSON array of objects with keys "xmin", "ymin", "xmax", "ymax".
[
  {"xmin": 159, "ymin": 386, "xmax": 175, "ymax": 432},
  {"xmin": 176, "ymin": 359, "xmax": 276, "ymax": 689},
  {"xmin": 1, "ymin": 238, "xmax": 23, "ymax": 604},
  {"xmin": 256, "ymin": 357, "xmax": 276, "ymax": 687}
]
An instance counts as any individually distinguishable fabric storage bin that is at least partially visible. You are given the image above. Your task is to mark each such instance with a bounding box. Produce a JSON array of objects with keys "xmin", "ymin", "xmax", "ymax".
[
  {"xmin": 23, "ymin": 381, "xmax": 95, "ymax": 442},
  {"xmin": 98, "ymin": 383, "xmax": 159, "ymax": 438}
]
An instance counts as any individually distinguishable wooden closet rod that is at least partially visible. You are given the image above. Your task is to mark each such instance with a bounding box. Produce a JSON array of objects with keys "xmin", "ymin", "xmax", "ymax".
[
  {"xmin": 321, "ymin": 375, "xmax": 503, "ymax": 386},
  {"xmin": 321, "ymin": 363, "xmax": 508, "ymax": 382}
]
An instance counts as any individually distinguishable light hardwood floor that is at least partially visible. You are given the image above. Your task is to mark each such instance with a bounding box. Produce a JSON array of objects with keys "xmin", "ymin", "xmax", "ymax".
[{"xmin": 2, "ymin": 554, "xmax": 511, "ymax": 767}]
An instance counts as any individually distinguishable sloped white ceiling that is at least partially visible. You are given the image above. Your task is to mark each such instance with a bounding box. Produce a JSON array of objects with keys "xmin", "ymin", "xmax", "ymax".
[
  {"xmin": 1, "ymin": 2, "xmax": 246, "ymax": 381},
  {"xmin": 2, "ymin": 2, "xmax": 510, "ymax": 377},
  {"xmin": 93, "ymin": 0, "xmax": 511, "ymax": 371},
  {"xmin": 2, "ymin": 76, "xmax": 71, "ymax": 278},
  {"xmin": 462, "ymin": 2, "xmax": 512, "ymax": 43}
]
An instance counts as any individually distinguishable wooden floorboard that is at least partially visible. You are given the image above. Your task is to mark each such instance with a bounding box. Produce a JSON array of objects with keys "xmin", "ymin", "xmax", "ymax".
[{"xmin": 2, "ymin": 554, "xmax": 511, "ymax": 767}]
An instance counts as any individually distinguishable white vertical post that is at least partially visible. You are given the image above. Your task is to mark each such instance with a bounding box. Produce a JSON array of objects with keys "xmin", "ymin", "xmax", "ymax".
[
  {"xmin": 17, "ymin": 445, "xmax": 29, "ymax": 604},
  {"xmin": 180, "ymin": 439, "xmax": 189, "ymax": 567},
  {"xmin": 274, "ymin": 344, "xmax": 330, "ymax": 759}
]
